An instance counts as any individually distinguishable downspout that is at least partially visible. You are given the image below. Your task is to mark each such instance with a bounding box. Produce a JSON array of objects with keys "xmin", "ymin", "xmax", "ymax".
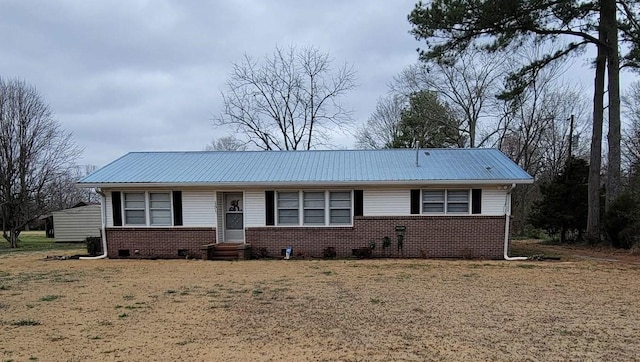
[
  {"xmin": 504, "ymin": 183, "xmax": 527, "ymax": 261},
  {"xmin": 80, "ymin": 188, "xmax": 108, "ymax": 260}
]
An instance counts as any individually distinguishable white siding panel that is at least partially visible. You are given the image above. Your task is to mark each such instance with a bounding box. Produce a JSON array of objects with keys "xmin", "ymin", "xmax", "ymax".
[
  {"xmin": 182, "ymin": 191, "xmax": 216, "ymax": 227},
  {"xmin": 53, "ymin": 205, "xmax": 102, "ymax": 242},
  {"xmin": 482, "ymin": 189, "xmax": 507, "ymax": 215},
  {"xmin": 244, "ymin": 190, "xmax": 265, "ymax": 227},
  {"xmin": 216, "ymin": 192, "xmax": 224, "ymax": 242},
  {"xmin": 364, "ymin": 189, "xmax": 411, "ymax": 216},
  {"xmin": 105, "ymin": 191, "xmax": 113, "ymax": 227}
]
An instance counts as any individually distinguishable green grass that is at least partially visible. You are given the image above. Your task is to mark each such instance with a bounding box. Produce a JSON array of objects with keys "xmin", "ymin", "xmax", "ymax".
[{"xmin": 0, "ymin": 231, "xmax": 84, "ymax": 254}]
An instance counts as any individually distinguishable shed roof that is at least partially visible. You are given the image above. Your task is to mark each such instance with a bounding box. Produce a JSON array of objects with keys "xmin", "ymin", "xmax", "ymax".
[{"xmin": 78, "ymin": 148, "xmax": 533, "ymax": 187}]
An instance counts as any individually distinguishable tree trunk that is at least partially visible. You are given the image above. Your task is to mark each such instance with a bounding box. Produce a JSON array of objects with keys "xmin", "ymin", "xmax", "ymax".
[
  {"xmin": 603, "ymin": 0, "xmax": 621, "ymax": 210},
  {"xmin": 4, "ymin": 230, "xmax": 20, "ymax": 248},
  {"xmin": 586, "ymin": 42, "xmax": 606, "ymax": 239}
]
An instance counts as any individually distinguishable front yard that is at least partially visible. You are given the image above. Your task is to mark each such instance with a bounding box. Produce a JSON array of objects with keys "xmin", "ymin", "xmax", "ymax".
[{"xmin": 1, "ymin": 242, "xmax": 639, "ymax": 361}]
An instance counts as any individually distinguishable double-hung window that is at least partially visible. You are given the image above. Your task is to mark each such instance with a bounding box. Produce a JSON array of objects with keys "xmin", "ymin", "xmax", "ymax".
[
  {"xmin": 446, "ymin": 190, "xmax": 470, "ymax": 213},
  {"xmin": 422, "ymin": 190, "xmax": 445, "ymax": 213},
  {"xmin": 277, "ymin": 192, "xmax": 299, "ymax": 225},
  {"xmin": 303, "ymin": 192, "xmax": 325, "ymax": 225},
  {"xmin": 123, "ymin": 191, "xmax": 172, "ymax": 226},
  {"xmin": 422, "ymin": 189, "xmax": 469, "ymax": 214},
  {"xmin": 329, "ymin": 191, "xmax": 351, "ymax": 224},
  {"xmin": 149, "ymin": 193, "xmax": 172, "ymax": 225},
  {"xmin": 124, "ymin": 192, "xmax": 146, "ymax": 225}
]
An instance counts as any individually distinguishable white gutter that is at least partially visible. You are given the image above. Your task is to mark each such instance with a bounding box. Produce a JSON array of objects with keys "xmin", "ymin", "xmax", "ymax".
[
  {"xmin": 80, "ymin": 188, "xmax": 108, "ymax": 260},
  {"xmin": 504, "ymin": 183, "xmax": 527, "ymax": 261},
  {"xmin": 78, "ymin": 179, "xmax": 535, "ymax": 189}
]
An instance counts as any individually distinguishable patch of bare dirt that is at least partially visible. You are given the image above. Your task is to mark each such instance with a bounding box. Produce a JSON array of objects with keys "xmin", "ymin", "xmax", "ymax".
[
  {"xmin": 512, "ymin": 239, "xmax": 640, "ymax": 265},
  {"xmin": 1, "ymin": 250, "xmax": 640, "ymax": 361}
]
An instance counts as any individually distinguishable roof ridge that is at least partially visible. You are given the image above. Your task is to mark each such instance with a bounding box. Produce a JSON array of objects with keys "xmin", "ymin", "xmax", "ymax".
[{"xmin": 125, "ymin": 148, "xmax": 500, "ymax": 155}]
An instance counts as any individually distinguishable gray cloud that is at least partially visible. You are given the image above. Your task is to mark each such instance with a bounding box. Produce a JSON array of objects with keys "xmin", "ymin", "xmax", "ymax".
[{"xmin": 1, "ymin": 1, "xmax": 632, "ymax": 167}]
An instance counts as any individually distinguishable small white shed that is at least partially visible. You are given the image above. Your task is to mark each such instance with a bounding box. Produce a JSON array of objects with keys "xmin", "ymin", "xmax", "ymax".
[{"xmin": 52, "ymin": 204, "xmax": 102, "ymax": 243}]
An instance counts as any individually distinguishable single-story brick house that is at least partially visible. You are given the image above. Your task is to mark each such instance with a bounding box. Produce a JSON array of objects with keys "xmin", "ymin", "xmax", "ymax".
[{"xmin": 78, "ymin": 148, "xmax": 533, "ymax": 260}]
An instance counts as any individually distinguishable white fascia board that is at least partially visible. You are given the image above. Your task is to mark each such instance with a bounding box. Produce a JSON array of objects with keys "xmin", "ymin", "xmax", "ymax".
[{"xmin": 78, "ymin": 178, "xmax": 534, "ymax": 189}]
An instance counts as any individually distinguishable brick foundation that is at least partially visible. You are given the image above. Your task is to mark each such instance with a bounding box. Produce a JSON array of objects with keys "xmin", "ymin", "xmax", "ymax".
[
  {"xmin": 246, "ymin": 216, "xmax": 507, "ymax": 259},
  {"xmin": 105, "ymin": 228, "xmax": 216, "ymax": 259},
  {"xmin": 104, "ymin": 216, "xmax": 507, "ymax": 260}
]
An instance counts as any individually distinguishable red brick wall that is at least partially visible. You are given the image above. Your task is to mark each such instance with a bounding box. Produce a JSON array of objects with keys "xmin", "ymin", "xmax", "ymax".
[
  {"xmin": 104, "ymin": 216, "xmax": 507, "ymax": 259},
  {"xmin": 246, "ymin": 216, "xmax": 506, "ymax": 259},
  {"xmin": 106, "ymin": 228, "xmax": 216, "ymax": 259}
]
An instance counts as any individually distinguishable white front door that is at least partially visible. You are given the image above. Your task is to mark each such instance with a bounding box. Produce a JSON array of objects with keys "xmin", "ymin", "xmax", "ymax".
[{"xmin": 223, "ymin": 193, "xmax": 244, "ymax": 243}]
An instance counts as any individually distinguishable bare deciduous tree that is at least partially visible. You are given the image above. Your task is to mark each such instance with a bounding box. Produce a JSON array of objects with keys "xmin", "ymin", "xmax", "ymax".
[
  {"xmin": 0, "ymin": 78, "xmax": 80, "ymax": 248},
  {"xmin": 355, "ymin": 95, "xmax": 404, "ymax": 149},
  {"xmin": 496, "ymin": 61, "xmax": 589, "ymax": 235},
  {"xmin": 623, "ymin": 82, "xmax": 640, "ymax": 170},
  {"xmin": 214, "ymin": 46, "xmax": 356, "ymax": 150},
  {"xmin": 391, "ymin": 49, "xmax": 508, "ymax": 148},
  {"xmin": 205, "ymin": 136, "xmax": 247, "ymax": 151},
  {"xmin": 45, "ymin": 165, "xmax": 100, "ymax": 211}
]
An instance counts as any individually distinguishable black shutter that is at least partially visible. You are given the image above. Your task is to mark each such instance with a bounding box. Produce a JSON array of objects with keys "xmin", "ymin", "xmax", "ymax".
[
  {"xmin": 172, "ymin": 191, "xmax": 183, "ymax": 226},
  {"xmin": 354, "ymin": 190, "xmax": 363, "ymax": 217},
  {"xmin": 410, "ymin": 189, "xmax": 421, "ymax": 214},
  {"xmin": 472, "ymin": 189, "xmax": 482, "ymax": 214},
  {"xmin": 265, "ymin": 191, "xmax": 275, "ymax": 225},
  {"xmin": 112, "ymin": 191, "xmax": 122, "ymax": 226}
]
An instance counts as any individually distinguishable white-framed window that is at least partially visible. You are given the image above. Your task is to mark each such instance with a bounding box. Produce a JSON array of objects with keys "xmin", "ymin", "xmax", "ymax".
[
  {"xmin": 124, "ymin": 192, "xmax": 146, "ymax": 225},
  {"xmin": 303, "ymin": 191, "xmax": 325, "ymax": 225},
  {"xmin": 422, "ymin": 190, "xmax": 445, "ymax": 213},
  {"xmin": 422, "ymin": 189, "xmax": 470, "ymax": 214},
  {"xmin": 149, "ymin": 192, "xmax": 172, "ymax": 225},
  {"xmin": 123, "ymin": 191, "xmax": 173, "ymax": 226},
  {"xmin": 277, "ymin": 191, "xmax": 299, "ymax": 225},
  {"xmin": 276, "ymin": 190, "xmax": 352, "ymax": 226},
  {"xmin": 329, "ymin": 191, "xmax": 351, "ymax": 224},
  {"xmin": 446, "ymin": 190, "xmax": 470, "ymax": 213}
]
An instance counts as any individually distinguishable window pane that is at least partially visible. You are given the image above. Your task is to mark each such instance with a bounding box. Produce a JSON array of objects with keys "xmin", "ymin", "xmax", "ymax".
[
  {"xmin": 447, "ymin": 203, "xmax": 469, "ymax": 213},
  {"xmin": 330, "ymin": 200, "xmax": 351, "ymax": 208},
  {"xmin": 330, "ymin": 191, "xmax": 350, "ymax": 200},
  {"xmin": 125, "ymin": 210, "xmax": 146, "ymax": 225},
  {"xmin": 303, "ymin": 192, "xmax": 325, "ymax": 208},
  {"xmin": 124, "ymin": 193, "xmax": 145, "ymax": 209},
  {"xmin": 225, "ymin": 213, "xmax": 243, "ymax": 230},
  {"xmin": 278, "ymin": 209, "xmax": 299, "ymax": 225},
  {"xmin": 150, "ymin": 209, "xmax": 171, "ymax": 225},
  {"xmin": 304, "ymin": 200, "xmax": 325, "ymax": 208},
  {"xmin": 150, "ymin": 193, "xmax": 170, "ymax": 201},
  {"xmin": 278, "ymin": 199, "xmax": 299, "ymax": 208},
  {"xmin": 423, "ymin": 190, "xmax": 445, "ymax": 202},
  {"xmin": 330, "ymin": 209, "xmax": 351, "ymax": 224},
  {"xmin": 278, "ymin": 192, "xmax": 299, "ymax": 208},
  {"xmin": 423, "ymin": 203, "xmax": 444, "ymax": 213},
  {"xmin": 447, "ymin": 204, "xmax": 469, "ymax": 213},
  {"xmin": 150, "ymin": 197, "xmax": 170, "ymax": 210},
  {"xmin": 304, "ymin": 209, "xmax": 325, "ymax": 224},
  {"xmin": 447, "ymin": 190, "xmax": 469, "ymax": 202},
  {"xmin": 150, "ymin": 193, "xmax": 170, "ymax": 209}
]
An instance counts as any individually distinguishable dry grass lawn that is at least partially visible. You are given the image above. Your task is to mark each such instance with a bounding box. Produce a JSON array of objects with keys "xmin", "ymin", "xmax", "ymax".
[{"xmin": 1, "ymin": 245, "xmax": 640, "ymax": 361}]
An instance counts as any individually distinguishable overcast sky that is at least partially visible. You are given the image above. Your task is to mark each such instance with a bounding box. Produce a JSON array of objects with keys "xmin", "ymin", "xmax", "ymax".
[{"xmin": 1, "ymin": 1, "xmax": 637, "ymax": 168}]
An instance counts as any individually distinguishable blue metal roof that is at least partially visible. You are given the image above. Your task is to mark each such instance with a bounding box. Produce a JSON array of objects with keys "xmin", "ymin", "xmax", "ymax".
[{"xmin": 79, "ymin": 148, "xmax": 533, "ymax": 186}]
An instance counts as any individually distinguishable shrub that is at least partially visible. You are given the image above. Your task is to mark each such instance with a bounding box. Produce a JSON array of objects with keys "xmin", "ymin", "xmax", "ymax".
[
  {"xmin": 86, "ymin": 237, "xmax": 102, "ymax": 256},
  {"xmin": 322, "ymin": 247, "xmax": 336, "ymax": 259},
  {"xmin": 605, "ymin": 193, "xmax": 640, "ymax": 249},
  {"xmin": 252, "ymin": 247, "xmax": 269, "ymax": 259}
]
